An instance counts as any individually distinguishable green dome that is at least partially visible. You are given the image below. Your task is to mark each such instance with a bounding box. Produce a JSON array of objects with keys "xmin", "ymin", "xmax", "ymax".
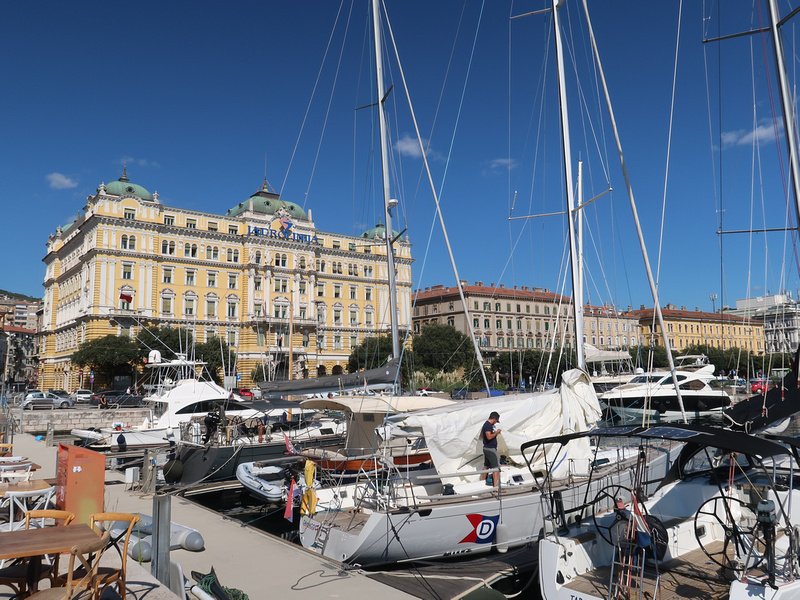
[
  {"xmin": 227, "ymin": 180, "xmax": 307, "ymax": 220},
  {"xmin": 104, "ymin": 167, "xmax": 153, "ymax": 201},
  {"xmin": 361, "ymin": 223, "xmax": 399, "ymax": 239}
]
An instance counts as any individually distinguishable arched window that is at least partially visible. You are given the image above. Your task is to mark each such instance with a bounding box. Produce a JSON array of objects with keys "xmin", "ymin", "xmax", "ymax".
[
  {"xmin": 121, "ymin": 235, "xmax": 129, "ymax": 250},
  {"xmin": 299, "ymin": 257, "xmax": 306, "ymax": 269},
  {"xmin": 317, "ymin": 365, "xmax": 327, "ymax": 376},
  {"xmin": 227, "ymin": 248, "xmax": 234, "ymax": 262},
  {"xmin": 206, "ymin": 246, "xmax": 214, "ymax": 260},
  {"xmin": 128, "ymin": 235, "xmax": 136, "ymax": 250},
  {"xmin": 184, "ymin": 243, "xmax": 197, "ymax": 258},
  {"xmin": 255, "ymin": 251, "xmax": 261, "ymax": 264},
  {"xmin": 161, "ymin": 240, "xmax": 175, "ymax": 255},
  {"xmin": 332, "ymin": 365, "xmax": 343, "ymax": 375},
  {"xmin": 232, "ymin": 249, "xmax": 239, "ymax": 263}
]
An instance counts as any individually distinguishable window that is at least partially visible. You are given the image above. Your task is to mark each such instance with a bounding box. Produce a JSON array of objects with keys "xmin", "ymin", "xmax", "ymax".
[
  {"xmin": 208, "ymin": 222, "xmax": 218, "ymax": 232},
  {"xmin": 350, "ymin": 334, "xmax": 357, "ymax": 348},
  {"xmin": 257, "ymin": 330, "xmax": 266, "ymax": 346},
  {"xmin": 484, "ymin": 319, "xmax": 490, "ymax": 329},
  {"xmin": 334, "ymin": 335, "xmax": 342, "ymax": 349},
  {"xmin": 227, "ymin": 330, "xmax": 237, "ymax": 346},
  {"xmin": 228, "ymin": 274, "xmax": 237, "ymax": 289},
  {"xmin": 507, "ymin": 303, "xmax": 512, "ymax": 312},
  {"xmin": 227, "ymin": 301, "xmax": 237, "ymax": 318},
  {"xmin": 274, "ymin": 304, "xmax": 288, "ymax": 319},
  {"xmin": 474, "ymin": 301, "xmax": 479, "ymax": 310},
  {"xmin": 122, "ymin": 264, "xmax": 133, "ymax": 280},
  {"xmin": 498, "ymin": 337, "xmax": 504, "ymax": 348},
  {"xmin": 254, "ymin": 277, "xmax": 262, "ymax": 291},
  {"xmin": 164, "ymin": 215, "xmax": 175, "ymax": 226},
  {"xmin": 334, "ymin": 285, "xmax": 341, "ymax": 298},
  {"xmin": 299, "ymin": 281, "xmax": 306, "ymax": 295},
  {"xmin": 496, "ymin": 319, "xmax": 502, "ymax": 329},
  {"xmin": 364, "ymin": 265, "xmax": 373, "ymax": 277},
  {"xmin": 316, "ymin": 259, "xmax": 326, "ymax": 272},
  {"xmin": 207, "ymin": 272, "xmax": 217, "ymax": 287},
  {"xmin": 120, "ymin": 297, "xmax": 131, "ymax": 310},
  {"xmin": 495, "ymin": 303, "xmax": 501, "ymax": 312},
  {"xmin": 121, "ymin": 235, "xmax": 136, "ymax": 250},
  {"xmin": 206, "ymin": 299, "xmax": 217, "ymax": 317},
  {"xmin": 206, "ymin": 246, "xmax": 219, "ymax": 260},
  {"xmin": 254, "ymin": 304, "xmax": 262, "ymax": 317},
  {"xmin": 185, "ymin": 270, "xmax": 195, "ymax": 285},
  {"xmin": 526, "ymin": 305, "xmax": 530, "ymax": 313},
  {"xmin": 161, "ymin": 240, "xmax": 175, "ymax": 255},
  {"xmin": 185, "ymin": 297, "xmax": 195, "ymax": 316},
  {"xmin": 226, "ymin": 248, "xmax": 239, "ymax": 263},
  {"xmin": 274, "ymin": 279, "xmax": 288, "ymax": 293},
  {"xmin": 162, "ymin": 268, "xmax": 173, "ymax": 284},
  {"xmin": 317, "ymin": 334, "xmax": 325, "ymax": 349},
  {"xmin": 299, "ymin": 257, "xmax": 306, "ymax": 269},
  {"xmin": 333, "ymin": 240, "xmax": 341, "ymax": 249},
  {"xmin": 186, "ymin": 218, "xmax": 197, "ymax": 229},
  {"xmin": 334, "ymin": 309, "xmax": 342, "ymax": 325},
  {"xmin": 365, "ymin": 312, "xmax": 373, "ymax": 326},
  {"xmin": 161, "ymin": 296, "xmax": 173, "ymax": 314},
  {"xmin": 299, "ymin": 307, "xmax": 306, "ymax": 320},
  {"xmin": 317, "ymin": 283, "xmax": 325, "ymax": 297},
  {"xmin": 274, "ymin": 253, "xmax": 287, "ymax": 267},
  {"xmin": 517, "ymin": 304, "xmax": 521, "ymax": 312},
  {"xmin": 349, "ymin": 286, "xmax": 357, "ymax": 300},
  {"xmin": 365, "ymin": 287, "xmax": 372, "ymax": 301},
  {"xmin": 350, "ymin": 310, "xmax": 357, "ymax": 325},
  {"xmin": 124, "ymin": 209, "xmax": 135, "ymax": 220},
  {"xmin": 254, "ymin": 251, "xmax": 261, "ymax": 265},
  {"xmin": 448, "ymin": 317, "xmax": 455, "ymax": 327},
  {"xmin": 364, "ymin": 246, "xmax": 371, "ymax": 254},
  {"xmin": 473, "ymin": 318, "xmax": 479, "ymax": 328},
  {"xmin": 228, "ymin": 225, "xmax": 238, "ymax": 235}
]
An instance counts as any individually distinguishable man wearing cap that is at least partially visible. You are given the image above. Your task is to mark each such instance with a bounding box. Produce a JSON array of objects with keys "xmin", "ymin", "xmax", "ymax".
[{"xmin": 480, "ymin": 411, "xmax": 502, "ymax": 487}]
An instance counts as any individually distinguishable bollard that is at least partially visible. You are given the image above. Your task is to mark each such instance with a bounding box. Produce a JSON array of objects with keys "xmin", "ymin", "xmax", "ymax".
[
  {"xmin": 151, "ymin": 494, "xmax": 172, "ymax": 588},
  {"xmin": 45, "ymin": 421, "xmax": 54, "ymax": 446}
]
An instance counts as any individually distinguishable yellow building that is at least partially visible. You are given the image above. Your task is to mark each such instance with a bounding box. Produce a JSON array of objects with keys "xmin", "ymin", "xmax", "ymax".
[
  {"xmin": 626, "ymin": 304, "xmax": 764, "ymax": 354},
  {"xmin": 38, "ymin": 169, "xmax": 412, "ymax": 391}
]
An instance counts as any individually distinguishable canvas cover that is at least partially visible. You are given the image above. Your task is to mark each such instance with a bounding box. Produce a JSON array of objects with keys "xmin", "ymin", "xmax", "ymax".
[{"xmin": 392, "ymin": 369, "xmax": 602, "ymax": 480}]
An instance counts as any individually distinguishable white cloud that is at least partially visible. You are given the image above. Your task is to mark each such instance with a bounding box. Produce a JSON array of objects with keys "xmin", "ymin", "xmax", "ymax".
[
  {"xmin": 119, "ymin": 156, "xmax": 161, "ymax": 169},
  {"xmin": 721, "ymin": 120, "xmax": 782, "ymax": 148},
  {"xmin": 395, "ymin": 135, "xmax": 424, "ymax": 158},
  {"xmin": 46, "ymin": 172, "xmax": 78, "ymax": 189},
  {"xmin": 487, "ymin": 158, "xmax": 518, "ymax": 171}
]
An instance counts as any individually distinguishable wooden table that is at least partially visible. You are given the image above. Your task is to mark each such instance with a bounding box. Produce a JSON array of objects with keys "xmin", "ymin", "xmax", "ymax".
[
  {"xmin": 0, "ymin": 524, "xmax": 100, "ymax": 594},
  {"xmin": 0, "ymin": 480, "xmax": 52, "ymax": 497}
]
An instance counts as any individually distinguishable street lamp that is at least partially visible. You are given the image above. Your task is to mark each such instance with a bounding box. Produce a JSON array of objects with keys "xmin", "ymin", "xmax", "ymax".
[{"xmin": 709, "ymin": 293, "xmax": 718, "ymax": 313}]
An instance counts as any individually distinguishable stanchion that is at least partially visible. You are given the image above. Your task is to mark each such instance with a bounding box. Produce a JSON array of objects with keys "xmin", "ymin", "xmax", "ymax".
[{"xmin": 151, "ymin": 493, "xmax": 172, "ymax": 588}]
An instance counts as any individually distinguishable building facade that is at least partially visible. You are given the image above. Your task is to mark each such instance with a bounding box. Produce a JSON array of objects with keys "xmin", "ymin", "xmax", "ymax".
[
  {"xmin": 583, "ymin": 305, "xmax": 641, "ymax": 350},
  {"xmin": 38, "ymin": 170, "xmax": 412, "ymax": 391},
  {"xmin": 413, "ymin": 282, "xmax": 575, "ymax": 356},
  {"xmin": 727, "ymin": 294, "xmax": 800, "ymax": 354},
  {"xmin": 0, "ymin": 296, "xmax": 40, "ymax": 331},
  {"xmin": 1, "ymin": 325, "xmax": 37, "ymax": 391},
  {"xmin": 626, "ymin": 304, "xmax": 764, "ymax": 353}
]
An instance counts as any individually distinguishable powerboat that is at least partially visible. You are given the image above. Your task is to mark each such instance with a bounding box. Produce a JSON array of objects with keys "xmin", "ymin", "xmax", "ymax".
[{"xmin": 602, "ymin": 363, "xmax": 731, "ymax": 424}]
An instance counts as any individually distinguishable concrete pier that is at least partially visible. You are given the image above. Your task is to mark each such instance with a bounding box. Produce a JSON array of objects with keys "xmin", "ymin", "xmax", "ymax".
[{"xmin": 8, "ymin": 433, "xmax": 413, "ymax": 599}]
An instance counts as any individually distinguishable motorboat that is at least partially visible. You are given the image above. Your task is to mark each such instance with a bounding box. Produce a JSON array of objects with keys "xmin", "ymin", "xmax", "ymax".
[
  {"xmin": 601, "ymin": 363, "xmax": 731, "ymax": 424},
  {"xmin": 536, "ymin": 424, "xmax": 800, "ymax": 600}
]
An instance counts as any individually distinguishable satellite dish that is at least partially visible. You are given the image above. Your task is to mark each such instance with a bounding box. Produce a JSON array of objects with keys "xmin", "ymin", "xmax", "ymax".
[{"xmin": 149, "ymin": 350, "xmax": 162, "ymax": 364}]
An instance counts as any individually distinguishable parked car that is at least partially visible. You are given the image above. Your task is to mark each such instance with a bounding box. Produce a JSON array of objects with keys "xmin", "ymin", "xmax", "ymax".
[
  {"xmin": 22, "ymin": 392, "xmax": 75, "ymax": 410},
  {"xmin": 233, "ymin": 388, "xmax": 254, "ymax": 400},
  {"xmin": 450, "ymin": 388, "xmax": 469, "ymax": 400},
  {"xmin": 72, "ymin": 389, "xmax": 93, "ymax": 403},
  {"xmin": 90, "ymin": 390, "xmax": 145, "ymax": 408},
  {"xmin": 47, "ymin": 389, "xmax": 71, "ymax": 398}
]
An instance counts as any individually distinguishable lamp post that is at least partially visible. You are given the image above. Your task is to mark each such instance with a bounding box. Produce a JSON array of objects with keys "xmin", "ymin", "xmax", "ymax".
[{"xmin": 709, "ymin": 293, "xmax": 718, "ymax": 314}]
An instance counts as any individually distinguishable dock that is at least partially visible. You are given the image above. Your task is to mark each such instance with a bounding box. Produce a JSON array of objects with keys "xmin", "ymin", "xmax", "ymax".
[{"xmin": 8, "ymin": 433, "xmax": 415, "ymax": 599}]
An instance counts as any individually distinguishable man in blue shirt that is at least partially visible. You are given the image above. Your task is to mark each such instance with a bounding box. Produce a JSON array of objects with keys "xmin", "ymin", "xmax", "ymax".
[{"xmin": 480, "ymin": 411, "xmax": 501, "ymax": 487}]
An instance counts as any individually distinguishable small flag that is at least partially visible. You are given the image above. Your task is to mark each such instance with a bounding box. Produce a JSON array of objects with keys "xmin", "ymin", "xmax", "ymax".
[
  {"xmin": 119, "ymin": 293, "xmax": 133, "ymax": 303},
  {"xmin": 284, "ymin": 478, "xmax": 296, "ymax": 521},
  {"xmin": 284, "ymin": 432, "xmax": 298, "ymax": 455}
]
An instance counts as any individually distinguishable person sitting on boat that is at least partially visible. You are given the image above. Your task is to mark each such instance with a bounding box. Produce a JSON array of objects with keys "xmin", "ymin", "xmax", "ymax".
[{"xmin": 480, "ymin": 411, "xmax": 502, "ymax": 488}]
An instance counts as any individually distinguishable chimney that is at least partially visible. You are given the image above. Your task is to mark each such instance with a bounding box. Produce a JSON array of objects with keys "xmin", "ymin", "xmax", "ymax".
[
  {"xmin": 489, "ymin": 282, "xmax": 495, "ymax": 287},
  {"xmin": 459, "ymin": 279, "xmax": 467, "ymax": 287},
  {"xmin": 640, "ymin": 304, "xmax": 645, "ymax": 310},
  {"xmin": 499, "ymin": 283, "xmax": 505, "ymax": 288},
  {"xmin": 476, "ymin": 280, "xmax": 483, "ymax": 286}
]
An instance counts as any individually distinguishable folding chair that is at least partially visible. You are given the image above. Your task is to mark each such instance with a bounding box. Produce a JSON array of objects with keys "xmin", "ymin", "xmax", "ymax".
[
  {"xmin": 28, "ymin": 531, "xmax": 110, "ymax": 600},
  {"xmin": 88, "ymin": 512, "xmax": 141, "ymax": 600}
]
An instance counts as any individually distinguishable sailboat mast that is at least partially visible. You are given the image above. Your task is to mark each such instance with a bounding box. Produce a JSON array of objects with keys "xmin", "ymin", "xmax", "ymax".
[
  {"xmin": 553, "ymin": 0, "xmax": 585, "ymax": 370},
  {"xmin": 577, "ymin": 160, "xmax": 584, "ymax": 363},
  {"xmin": 372, "ymin": 0, "xmax": 401, "ymax": 362},
  {"xmin": 767, "ymin": 0, "xmax": 800, "ymax": 229}
]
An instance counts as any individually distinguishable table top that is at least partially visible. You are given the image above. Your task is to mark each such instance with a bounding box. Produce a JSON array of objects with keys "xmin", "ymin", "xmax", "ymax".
[
  {"xmin": 0, "ymin": 480, "xmax": 52, "ymax": 497},
  {"xmin": 0, "ymin": 524, "xmax": 99, "ymax": 560},
  {"xmin": 0, "ymin": 459, "xmax": 41, "ymax": 471}
]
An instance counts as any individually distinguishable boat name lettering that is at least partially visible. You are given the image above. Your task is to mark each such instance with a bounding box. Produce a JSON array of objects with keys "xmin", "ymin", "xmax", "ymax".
[{"xmin": 247, "ymin": 225, "xmax": 319, "ymax": 245}]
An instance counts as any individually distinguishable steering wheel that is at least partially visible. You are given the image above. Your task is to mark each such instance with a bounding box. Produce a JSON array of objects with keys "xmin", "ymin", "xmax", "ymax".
[
  {"xmin": 694, "ymin": 496, "xmax": 764, "ymax": 571},
  {"xmin": 591, "ymin": 484, "xmax": 634, "ymax": 546}
]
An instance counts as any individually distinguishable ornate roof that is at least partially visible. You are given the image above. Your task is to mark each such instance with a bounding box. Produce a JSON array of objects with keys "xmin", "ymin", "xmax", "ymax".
[
  {"xmin": 226, "ymin": 179, "xmax": 307, "ymax": 220},
  {"xmin": 103, "ymin": 166, "xmax": 153, "ymax": 201}
]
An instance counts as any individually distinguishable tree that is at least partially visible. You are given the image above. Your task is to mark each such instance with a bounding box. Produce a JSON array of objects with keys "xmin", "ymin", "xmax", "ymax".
[
  {"xmin": 137, "ymin": 326, "xmax": 194, "ymax": 361},
  {"xmin": 413, "ymin": 324, "xmax": 474, "ymax": 373},
  {"xmin": 72, "ymin": 335, "xmax": 141, "ymax": 382},
  {"xmin": 196, "ymin": 336, "xmax": 236, "ymax": 384},
  {"xmin": 347, "ymin": 336, "xmax": 395, "ymax": 373},
  {"xmin": 490, "ymin": 349, "xmax": 572, "ymax": 388}
]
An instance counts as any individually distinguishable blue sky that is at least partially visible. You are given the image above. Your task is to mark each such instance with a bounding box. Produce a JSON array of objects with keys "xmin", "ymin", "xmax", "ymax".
[{"xmin": 1, "ymin": 1, "xmax": 799, "ymax": 312}]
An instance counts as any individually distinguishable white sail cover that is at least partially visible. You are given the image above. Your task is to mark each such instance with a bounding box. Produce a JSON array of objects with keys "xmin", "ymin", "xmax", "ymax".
[{"xmin": 392, "ymin": 369, "xmax": 602, "ymax": 480}]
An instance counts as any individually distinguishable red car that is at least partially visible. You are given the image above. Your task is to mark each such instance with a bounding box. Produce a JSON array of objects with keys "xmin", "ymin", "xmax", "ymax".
[
  {"xmin": 750, "ymin": 379, "xmax": 769, "ymax": 394},
  {"xmin": 234, "ymin": 388, "xmax": 254, "ymax": 400}
]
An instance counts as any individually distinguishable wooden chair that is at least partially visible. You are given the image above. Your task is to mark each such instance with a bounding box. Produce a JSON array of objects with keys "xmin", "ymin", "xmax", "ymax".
[
  {"xmin": 88, "ymin": 512, "xmax": 141, "ymax": 600},
  {"xmin": 0, "ymin": 510, "xmax": 76, "ymax": 595},
  {"xmin": 0, "ymin": 443, "xmax": 13, "ymax": 457},
  {"xmin": 27, "ymin": 531, "xmax": 110, "ymax": 600}
]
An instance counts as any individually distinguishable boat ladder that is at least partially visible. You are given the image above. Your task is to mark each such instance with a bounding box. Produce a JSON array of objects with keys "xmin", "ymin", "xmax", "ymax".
[{"xmin": 607, "ymin": 541, "xmax": 659, "ymax": 600}]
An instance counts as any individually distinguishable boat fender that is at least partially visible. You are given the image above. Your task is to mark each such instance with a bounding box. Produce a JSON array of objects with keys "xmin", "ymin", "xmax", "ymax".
[
  {"xmin": 495, "ymin": 522, "xmax": 510, "ymax": 553},
  {"xmin": 442, "ymin": 483, "xmax": 455, "ymax": 495}
]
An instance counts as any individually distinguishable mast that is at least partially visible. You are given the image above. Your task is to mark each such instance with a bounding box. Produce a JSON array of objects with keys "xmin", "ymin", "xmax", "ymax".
[
  {"xmin": 288, "ymin": 288, "xmax": 293, "ymax": 382},
  {"xmin": 553, "ymin": 0, "xmax": 585, "ymax": 370},
  {"xmin": 577, "ymin": 160, "xmax": 584, "ymax": 364},
  {"xmin": 372, "ymin": 0, "xmax": 401, "ymax": 363},
  {"xmin": 767, "ymin": 0, "xmax": 800, "ymax": 228}
]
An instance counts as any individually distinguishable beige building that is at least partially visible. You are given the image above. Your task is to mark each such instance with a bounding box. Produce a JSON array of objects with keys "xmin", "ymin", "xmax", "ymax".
[
  {"xmin": 413, "ymin": 282, "xmax": 575, "ymax": 355},
  {"xmin": 583, "ymin": 304, "xmax": 641, "ymax": 350},
  {"xmin": 38, "ymin": 169, "xmax": 412, "ymax": 391},
  {"xmin": 0, "ymin": 297, "xmax": 40, "ymax": 331},
  {"xmin": 626, "ymin": 304, "xmax": 764, "ymax": 353}
]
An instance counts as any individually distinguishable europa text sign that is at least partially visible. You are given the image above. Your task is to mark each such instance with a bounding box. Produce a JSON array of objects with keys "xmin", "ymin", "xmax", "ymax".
[{"xmin": 247, "ymin": 225, "xmax": 319, "ymax": 245}]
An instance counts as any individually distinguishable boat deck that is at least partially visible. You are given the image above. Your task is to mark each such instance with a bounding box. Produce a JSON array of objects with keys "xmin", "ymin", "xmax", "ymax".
[
  {"xmin": 322, "ymin": 509, "xmax": 372, "ymax": 532},
  {"xmin": 563, "ymin": 542, "xmax": 731, "ymax": 600}
]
